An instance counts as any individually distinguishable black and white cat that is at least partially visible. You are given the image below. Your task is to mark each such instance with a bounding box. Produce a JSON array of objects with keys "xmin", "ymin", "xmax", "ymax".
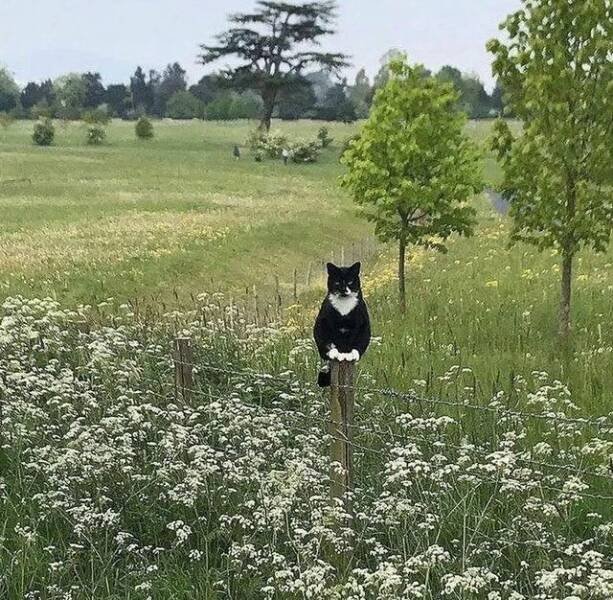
[{"xmin": 313, "ymin": 262, "xmax": 371, "ymax": 387}]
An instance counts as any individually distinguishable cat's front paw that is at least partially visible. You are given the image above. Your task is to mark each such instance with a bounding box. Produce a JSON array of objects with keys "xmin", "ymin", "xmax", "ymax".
[
  {"xmin": 327, "ymin": 348, "xmax": 340, "ymax": 360},
  {"xmin": 349, "ymin": 349, "xmax": 360, "ymax": 362}
]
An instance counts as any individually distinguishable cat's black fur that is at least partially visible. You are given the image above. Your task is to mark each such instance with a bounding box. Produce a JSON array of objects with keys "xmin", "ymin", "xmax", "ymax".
[{"xmin": 313, "ymin": 262, "xmax": 371, "ymax": 387}]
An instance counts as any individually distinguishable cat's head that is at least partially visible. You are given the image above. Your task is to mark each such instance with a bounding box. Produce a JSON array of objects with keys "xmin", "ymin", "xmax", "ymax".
[{"xmin": 326, "ymin": 262, "xmax": 361, "ymax": 298}]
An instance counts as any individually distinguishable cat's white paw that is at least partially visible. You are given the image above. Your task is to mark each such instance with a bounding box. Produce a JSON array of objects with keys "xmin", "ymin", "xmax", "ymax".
[
  {"xmin": 349, "ymin": 349, "xmax": 360, "ymax": 362},
  {"xmin": 327, "ymin": 348, "xmax": 340, "ymax": 360}
]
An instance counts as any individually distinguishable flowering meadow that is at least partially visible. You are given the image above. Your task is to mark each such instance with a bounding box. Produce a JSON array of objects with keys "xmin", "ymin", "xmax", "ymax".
[
  {"xmin": 2, "ymin": 117, "xmax": 612, "ymax": 598},
  {"xmin": 2, "ymin": 294, "xmax": 612, "ymax": 599}
]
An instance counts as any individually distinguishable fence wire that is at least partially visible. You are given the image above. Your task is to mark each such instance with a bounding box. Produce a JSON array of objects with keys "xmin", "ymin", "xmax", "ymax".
[{"xmin": 137, "ymin": 359, "xmax": 613, "ymax": 503}]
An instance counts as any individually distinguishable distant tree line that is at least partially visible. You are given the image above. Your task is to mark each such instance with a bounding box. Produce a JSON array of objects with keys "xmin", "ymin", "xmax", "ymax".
[{"xmin": 0, "ymin": 55, "xmax": 509, "ymax": 123}]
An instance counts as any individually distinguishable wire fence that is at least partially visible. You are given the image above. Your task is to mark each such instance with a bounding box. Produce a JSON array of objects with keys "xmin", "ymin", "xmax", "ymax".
[
  {"xmin": 162, "ymin": 359, "xmax": 613, "ymax": 429},
  {"xmin": 137, "ymin": 356, "xmax": 613, "ymax": 505}
]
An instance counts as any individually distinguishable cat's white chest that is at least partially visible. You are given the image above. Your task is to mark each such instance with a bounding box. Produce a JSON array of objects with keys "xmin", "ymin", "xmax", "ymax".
[{"xmin": 329, "ymin": 293, "xmax": 358, "ymax": 316}]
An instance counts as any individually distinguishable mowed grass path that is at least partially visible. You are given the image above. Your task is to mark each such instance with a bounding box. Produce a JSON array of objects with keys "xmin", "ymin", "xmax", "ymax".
[{"xmin": 0, "ymin": 119, "xmax": 368, "ymax": 306}]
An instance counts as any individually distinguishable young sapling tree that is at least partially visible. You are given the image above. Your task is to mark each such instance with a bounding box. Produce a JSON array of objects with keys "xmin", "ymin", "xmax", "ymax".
[{"xmin": 342, "ymin": 57, "xmax": 483, "ymax": 312}]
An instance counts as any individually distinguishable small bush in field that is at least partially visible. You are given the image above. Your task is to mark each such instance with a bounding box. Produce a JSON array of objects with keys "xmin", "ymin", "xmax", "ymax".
[
  {"xmin": 32, "ymin": 119, "xmax": 55, "ymax": 146},
  {"xmin": 317, "ymin": 126, "xmax": 333, "ymax": 148},
  {"xmin": 246, "ymin": 129, "xmax": 288, "ymax": 158},
  {"xmin": 247, "ymin": 129, "xmax": 320, "ymax": 163},
  {"xmin": 288, "ymin": 139, "xmax": 321, "ymax": 163},
  {"xmin": 86, "ymin": 124, "xmax": 106, "ymax": 145},
  {"xmin": 135, "ymin": 116, "xmax": 154, "ymax": 140}
]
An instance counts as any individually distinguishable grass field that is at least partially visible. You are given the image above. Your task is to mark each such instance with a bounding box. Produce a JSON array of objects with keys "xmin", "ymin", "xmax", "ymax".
[
  {"xmin": 0, "ymin": 119, "xmax": 370, "ymax": 306},
  {"xmin": 1, "ymin": 116, "xmax": 612, "ymax": 410},
  {"xmin": 2, "ymin": 118, "xmax": 612, "ymax": 598}
]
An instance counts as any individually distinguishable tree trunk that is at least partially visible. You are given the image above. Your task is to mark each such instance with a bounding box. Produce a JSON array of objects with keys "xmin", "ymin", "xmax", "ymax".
[
  {"xmin": 398, "ymin": 237, "xmax": 406, "ymax": 314},
  {"xmin": 559, "ymin": 171, "xmax": 576, "ymax": 338},
  {"xmin": 259, "ymin": 87, "xmax": 277, "ymax": 132},
  {"xmin": 559, "ymin": 251, "xmax": 573, "ymax": 338}
]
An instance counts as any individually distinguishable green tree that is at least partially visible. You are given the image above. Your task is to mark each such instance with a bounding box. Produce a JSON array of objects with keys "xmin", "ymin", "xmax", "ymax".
[
  {"xmin": 231, "ymin": 90, "xmax": 264, "ymax": 119},
  {"xmin": 20, "ymin": 80, "xmax": 55, "ymax": 112},
  {"xmin": 490, "ymin": 81, "xmax": 505, "ymax": 116},
  {"xmin": 436, "ymin": 66, "xmax": 492, "ymax": 118},
  {"xmin": 189, "ymin": 74, "xmax": 226, "ymax": 105},
  {"xmin": 166, "ymin": 90, "xmax": 206, "ymax": 119},
  {"xmin": 205, "ymin": 92, "xmax": 235, "ymax": 120},
  {"xmin": 54, "ymin": 73, "xmax": 87, "ymax": 118},
  {"xmin": 460, "ymin": 73, "xmax": 491, "ymax": 118},
  {"xmin": 488, "ymin": 0, "xmax": 613, "ymax": 337},
  {"xmin": 82, "ymin": 72, "xmax": 105, "ymax": 108},
  {"xmin": 277, "ymin": 76, "xmax": 317, "ymax": 119},
  {"xmin": 105, "ymin": 84, "xmax": 130, "ymax": 118},
  {"xmin": 200, "ymin": 1, "xmax": 349, "ymax": 131},
  {"xmin": 159, "ymin": 62, "xmax": 187, "ymax": 115},
  {"xmin": 342, "ymin": 58, "xmax": 483, "ymax": 312},
  {"xmin": 348, "ymin": 68, "xmax": 371, "ymax": 118},
  {"xmin": 0, "ymin": 68, "xmax": 20, "ymax": 112},
  {"xmin": 130, "ymin": 67, "xmax": 150, "ymax": 113},
  {"xmin": 317, "ymin": 80, "xmax": 357, "ymax": 122}
]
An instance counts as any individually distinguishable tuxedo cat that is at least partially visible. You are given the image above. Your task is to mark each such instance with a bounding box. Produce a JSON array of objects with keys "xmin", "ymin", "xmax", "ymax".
[{"xmin": 313, "ymin": 262, "xmax": 371, "ymax": 387}]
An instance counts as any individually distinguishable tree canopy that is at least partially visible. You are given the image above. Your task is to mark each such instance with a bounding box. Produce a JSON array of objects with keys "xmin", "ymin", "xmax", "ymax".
[{"xmin": 199, "ymin": 1, "xmax": 349, "ymax": 129}]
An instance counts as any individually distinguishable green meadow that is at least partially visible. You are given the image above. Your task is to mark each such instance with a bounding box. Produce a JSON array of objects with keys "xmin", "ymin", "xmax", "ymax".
[
  {"xmin": 1, "ymin": 116, "xmax": 612, "ymax": 412},
  {"xmin": 0, "ymin": 119, "xmax": 368, "ymax": 306},
  {"xmin": 3, "ymin": 118, "xmax": 612, "ymax": 599}
]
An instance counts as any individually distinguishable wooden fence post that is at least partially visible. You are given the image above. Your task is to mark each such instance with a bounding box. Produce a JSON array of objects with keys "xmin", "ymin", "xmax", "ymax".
[
  {"xmin": 174, "ymin": 337, "xmax": 193, "ymax": 404},
  {"xmin": 306, "ymin": 262, "xmax": 313, "ymax": 288},
  {"xmin": 253, "ymin": 284, "xmax": 259, "ymax": 325},
  {"xmin": 274, "ymin": 274, "xmax": 282, "ymax": 317},
  {"xmin": 329, "ymin": 360, "xmax": 355, "ymax": 516}
]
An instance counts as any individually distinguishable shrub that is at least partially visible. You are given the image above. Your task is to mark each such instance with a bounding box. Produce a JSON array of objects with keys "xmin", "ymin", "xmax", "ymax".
[
  {"xmin": 82, "ymin": 107, "xmax": 110, "ymax": 125},
  {"xmin": 247, "ymin": 129, "xmax": 321, "ymax": 163},
  {"xmin": 86, "ymin": 124, "xmax": 106, "ymax": 145},
  {"xmin": 317, "ymin": 126, "xmax": 333, "ymax": 148},
  {"xmin": 135, "ymin": 116, "xmax": 154, "ymax": 140},
  {"xmin": 288, "ymin": 139, "xmax": 321, "ymax": 163},
  {"xmin": 32, "ymin": 119, "xmax": 55, "ymax": 146},
  {"xmin": 246, "ymin": 129, "xmax": 288, "ymax": 159}
]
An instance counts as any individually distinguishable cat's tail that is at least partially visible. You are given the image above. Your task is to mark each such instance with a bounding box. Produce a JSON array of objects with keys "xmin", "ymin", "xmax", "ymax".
[{"xmin": 317, "ymin": 362, "xmax": 331, "ymax": 387}]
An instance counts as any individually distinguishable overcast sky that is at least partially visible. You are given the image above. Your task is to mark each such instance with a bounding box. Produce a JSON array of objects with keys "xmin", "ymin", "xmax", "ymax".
[{"xmin": 0, "ymin": 0, "xmax": 520, "ymax": 90}]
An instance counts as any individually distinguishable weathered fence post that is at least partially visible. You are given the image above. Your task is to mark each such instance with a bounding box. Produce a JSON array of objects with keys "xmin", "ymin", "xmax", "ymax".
[
  {"xmin": 252, "ymin": 284, "xmax": 259, "ymax": 325},
  {"xmin": 274, "ymin": 274, "xmax": 282, "ymax": 317},
  {"xmin": 173, "ymin": 337, "xmax": 193, "ymax": 404},
  {"xmin": 306, "ymin": 262, "xmax": 313, "ymax": 287},
  {"xmin": 329, "ymin": 360, "xmax": 355, "ymax": 515}
]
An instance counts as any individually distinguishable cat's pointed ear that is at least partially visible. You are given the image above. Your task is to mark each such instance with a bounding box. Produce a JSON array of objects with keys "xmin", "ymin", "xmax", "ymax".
[
  {"xmin": 326, "ymin": 262, "xmax": 340, "ymax": 276},
  {"xmin": 349, "ymin": 262, "xmax": 361, "ymax": 276}
]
